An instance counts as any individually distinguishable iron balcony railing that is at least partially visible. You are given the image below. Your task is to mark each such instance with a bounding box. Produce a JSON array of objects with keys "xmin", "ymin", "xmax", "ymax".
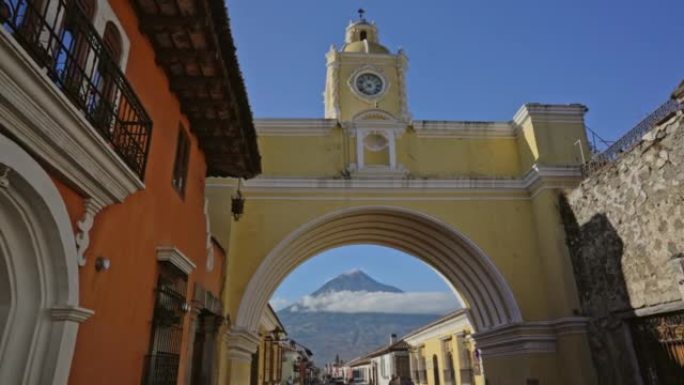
[
  {"xmin": 1, "ymin": 0, "xmax": 152, "ymax": 179},
  {"xmin": 583, "ymin": 98, "xmax": 683, "ymax": 175}
]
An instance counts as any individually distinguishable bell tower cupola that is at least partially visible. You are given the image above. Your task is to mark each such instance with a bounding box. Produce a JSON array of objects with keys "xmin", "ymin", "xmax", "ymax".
[
  {"xmin": 324, "ymin": 9, "xmax": 410, "ymax": 122},
  {"xmin": 342, "ymin": 11, "xmax": 389, "ymax": 54}
]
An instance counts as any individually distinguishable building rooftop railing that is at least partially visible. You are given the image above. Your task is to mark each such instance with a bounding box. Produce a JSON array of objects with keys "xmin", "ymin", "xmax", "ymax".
[
  {"xmin": 1, "ymin": 0, "xmax": 152, "ymax": 179},
  {"xmin": 583, "ymin": 98, "xmax": 683, "ymax": 176}
]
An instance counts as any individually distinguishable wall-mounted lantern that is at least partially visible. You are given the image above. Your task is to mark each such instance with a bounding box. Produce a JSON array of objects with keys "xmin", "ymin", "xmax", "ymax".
[{"xmin": 231, "ymin": 179, "xmax": 245, "ymax": 221}]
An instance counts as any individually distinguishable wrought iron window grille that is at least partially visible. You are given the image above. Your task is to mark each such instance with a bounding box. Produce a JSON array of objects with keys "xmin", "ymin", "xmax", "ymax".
[{"xmin": 143, "ymin": 263, "xmax": 188, "ymax": 385}]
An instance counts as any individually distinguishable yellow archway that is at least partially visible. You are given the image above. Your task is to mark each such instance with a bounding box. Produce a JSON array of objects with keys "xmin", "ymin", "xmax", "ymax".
[{"xmin": 235, "ymin": 206, "xmax": 522, "ymax": 334}]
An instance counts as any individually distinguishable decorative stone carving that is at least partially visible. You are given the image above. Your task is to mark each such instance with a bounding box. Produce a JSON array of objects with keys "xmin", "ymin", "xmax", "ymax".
[
  {"xmin": 75, "ymin": 199, "xmax": 103, "ymax": 266},
  {"xmin": 0, "ymin": 163, "xmax": 10, "ymax": 188}
]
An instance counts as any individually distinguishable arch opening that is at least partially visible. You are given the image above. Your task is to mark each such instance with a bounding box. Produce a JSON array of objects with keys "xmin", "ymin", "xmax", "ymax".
[{"xmin": 235, "ymin": 206, "xmax": 522, "ymax": 337}]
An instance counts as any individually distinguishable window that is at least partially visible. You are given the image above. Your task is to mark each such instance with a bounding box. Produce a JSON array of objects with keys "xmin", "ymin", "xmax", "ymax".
[
  {"xmin": 360, "ymin": 30, "xmax": 367, "ymax": 40},
  {"xmin": 102, "ymin": 22, "xmax": 122, "ymax": 64},
  {"xmin": 172, "ymin": 126, "xmax": 190, "ymax": 196},
  {"xmin": 433, "ymin": 355, "xmax": 441, "ymax": 385},
  {"xmin": 143, "ymin": 262, "xmax": 188, "ymax": 385}
]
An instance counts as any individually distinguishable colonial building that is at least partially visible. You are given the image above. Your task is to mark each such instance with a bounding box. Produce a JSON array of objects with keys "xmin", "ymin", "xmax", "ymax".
[
  {"xmin": 252, "ymin": 305, "xmax": 286, "ymax": 385},
  {"xmin": 212, "ymin": 13, "xmax": 597, "ymax": 385},
  {"xmin": 403, "ymin": 310, "xmax": 483, "ymax": 385},
  {"xmin": 0, "ymin": 0, "xmax": 258, "ymax": 384}
]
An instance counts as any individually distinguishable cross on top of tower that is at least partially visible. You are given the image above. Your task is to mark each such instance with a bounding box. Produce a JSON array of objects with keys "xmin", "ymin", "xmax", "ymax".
[{"xmin": 357, "ymin": 8, "xmax": 366, "ymax": 21}]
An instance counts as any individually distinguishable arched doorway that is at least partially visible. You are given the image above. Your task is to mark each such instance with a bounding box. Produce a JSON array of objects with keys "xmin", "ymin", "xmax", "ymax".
[{"xmin": 0, "ymin": 133, "xmax": 92, "ymax": 385}]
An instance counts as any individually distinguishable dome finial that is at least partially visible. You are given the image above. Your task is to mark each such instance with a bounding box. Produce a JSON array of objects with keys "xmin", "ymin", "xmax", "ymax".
[{"xmin": 357, "ymin": 8, "xmax": 366, "ymax": 21}]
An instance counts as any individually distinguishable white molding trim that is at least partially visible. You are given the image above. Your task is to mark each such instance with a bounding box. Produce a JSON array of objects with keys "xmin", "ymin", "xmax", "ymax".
[
  {"xmin": 50, "ymin": 306, "xmax": 95, "ymax": 323},
  {"xmin": 235, "ymin": 206, "xmax": 523, "ymax": 334},
  {"xmin": 255, "ymin": 119, "xmax": 338, "ymax": 136},
  {"xmin": 513, "ymin": 103, "xmax": 588, "ymax": 126},
  {"xmin": 473, "ymin": 317, "xmax": 589, "ymax": 358},
  {"xmin": 224, "ymin": 328, "xmax": 261, "ymax": 363},
  {"xmin": 0, "ymin": 28, "xmax": 145, "ymax": 208},
  {"xmin": 234, "ymin": 165, "xmax": 581, "ymax": 195},
  {"xmin": 156, "ymin": 246, "xmax": 196, "ymax": 276},
  {"xmin": 412, "ymin": 121, "xmax": 515, "ymax": 139}
]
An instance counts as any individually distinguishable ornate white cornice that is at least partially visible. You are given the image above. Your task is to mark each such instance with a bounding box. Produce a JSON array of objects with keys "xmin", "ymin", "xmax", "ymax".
[
  {"xmin": 413, "ymin": 120, "xmax": 515, "ymax": 139},
  {"xmin": 0, "ymin": 28, "xmax": 144, "ymax": 208},
  {"xmin": 156, "ymin": 246, "xmax": 196, "ymax": 276},
  {"xmin": 224, "ymin": 328, "xmax": 261, "ymax": 363},
  {"xmin": 473, "ymin": 317, "xmax": 589, "ymax": 358},
  {"xmin": 255, "ymin": 119, "xmax": 338, "ymax": 136},
  {"xmin": 513, "ymin": 103, "xmax": 588, "ymax": 126},
  {"xmin": 50, "ymin": 305, "xmax": 95, "ymax": 323}
]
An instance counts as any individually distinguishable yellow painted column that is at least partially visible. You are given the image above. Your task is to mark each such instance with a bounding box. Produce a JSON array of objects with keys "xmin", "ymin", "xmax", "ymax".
[
  {"xmin": 482, "ymin": 353, "xmax": 560, "ymax": 385},
  {"xmin": 229, "ymin": 359, "xmax": 252, "ymax": 385}
]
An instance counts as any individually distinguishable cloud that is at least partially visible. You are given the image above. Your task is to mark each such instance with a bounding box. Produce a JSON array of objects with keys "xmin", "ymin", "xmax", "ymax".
[
  {"xmin": 269, "ymin": 297, "xmax": 292, "ymax": 311},
  {"xmin": 289, "ymin": 290, "xmax": 461, "ymax": 314}
]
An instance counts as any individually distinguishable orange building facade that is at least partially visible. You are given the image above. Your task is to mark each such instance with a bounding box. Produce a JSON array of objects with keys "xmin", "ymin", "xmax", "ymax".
[{"xmin": 0, "ymin": 0, "xmax": 258, "ymax": 384}]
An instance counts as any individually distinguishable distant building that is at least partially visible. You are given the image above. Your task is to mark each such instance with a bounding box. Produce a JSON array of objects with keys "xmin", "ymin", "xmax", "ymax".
[
  {"xmin": 254, "ymin": 305, "xmax": 287, "ymax": 385},
  {"xmin": 403, "ymin": 310, "xmax": 483, "ymax": 385},
  {"xmin": 348, "ymin": 356, "xmax": 372, "ymax": 384},
  {"xmin": 349, "ymin": 334, "xmax": 412, "ymax": 385}
]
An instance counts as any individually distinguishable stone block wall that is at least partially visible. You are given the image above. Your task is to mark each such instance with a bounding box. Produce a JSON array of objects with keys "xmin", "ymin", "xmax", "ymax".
[{"xmin": 560, "ymin": 100, "xmax": 684, "ymax": 384}]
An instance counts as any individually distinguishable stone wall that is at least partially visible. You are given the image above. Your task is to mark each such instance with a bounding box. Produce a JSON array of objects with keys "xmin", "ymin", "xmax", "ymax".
[{"xmin": 560, "ymin": 92, "xmax": 684, "ymax": 384}]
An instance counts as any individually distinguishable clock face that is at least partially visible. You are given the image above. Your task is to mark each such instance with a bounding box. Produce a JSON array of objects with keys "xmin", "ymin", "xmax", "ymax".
[{"xmin": 355, "ymin": 73, "xmax": 384, "ymax": 96}]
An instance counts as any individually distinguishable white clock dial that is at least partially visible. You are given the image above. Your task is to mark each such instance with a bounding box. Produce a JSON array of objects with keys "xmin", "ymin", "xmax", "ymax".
[{"xmin": 355, "ymin": 73, "xmax": 384, "ymax": 96}]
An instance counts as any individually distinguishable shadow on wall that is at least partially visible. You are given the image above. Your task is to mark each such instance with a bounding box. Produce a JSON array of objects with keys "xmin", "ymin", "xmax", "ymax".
[{"xmin": 558, "ymin": 195, "xmax": 641, "ymax": 385}]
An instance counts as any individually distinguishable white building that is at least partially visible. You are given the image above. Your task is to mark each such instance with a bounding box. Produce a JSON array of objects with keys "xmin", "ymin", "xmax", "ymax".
[{"xmin": 349, "ymin": 335, "xmax": 412, "ymax": 385}]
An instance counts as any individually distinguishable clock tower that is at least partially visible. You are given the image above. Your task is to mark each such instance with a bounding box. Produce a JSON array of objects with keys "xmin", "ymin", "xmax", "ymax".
[{"xmin": 324, "ymin": 12, "xmax": 411, "ymax": 175}]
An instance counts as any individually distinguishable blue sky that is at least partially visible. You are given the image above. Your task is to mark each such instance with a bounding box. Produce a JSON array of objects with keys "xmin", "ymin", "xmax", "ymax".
[
  {"xmin": 229, "ymin": 0, "xmax": 683, "ymax": 145},
  {"xmin": 270, "ymin": 245, "xmax": 457, "ymax": 310}
]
